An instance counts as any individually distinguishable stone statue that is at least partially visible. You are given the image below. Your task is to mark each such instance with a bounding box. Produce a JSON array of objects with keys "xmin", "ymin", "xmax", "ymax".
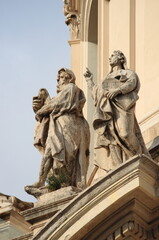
[
  {"xmin": 84, "ymin": 50, "xmax": 150, "ymax": 174},
  {"xmin": 25, "ymin": 68, "xmax": 90, "ymax": 196}
]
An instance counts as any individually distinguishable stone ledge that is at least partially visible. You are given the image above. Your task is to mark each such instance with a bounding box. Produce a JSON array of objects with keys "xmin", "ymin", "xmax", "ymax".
[
  {"xmin": 34, "ymin": 186, "xmax": 80, "ymax": 207},
  {"xmin": 107, "ymin": 220, "xmax": 149, "ymax": 240},
  {"xmin": 21, "ymin": 186, "xmax": 79, "ymax": 224},
  {"xmin": 32, "ymin": 155, "xmax": 159, "ymax": 240},
  {"xmin": 0, "ymin": 194, "xmax": 33, "ymax": 217},
  {"xmin": 0, "ymin": 197, "xmax": 32, "ymax": 240},
  {"xmin": 12, "ymin": 232, "xmax": 33, "ymax": 240}
]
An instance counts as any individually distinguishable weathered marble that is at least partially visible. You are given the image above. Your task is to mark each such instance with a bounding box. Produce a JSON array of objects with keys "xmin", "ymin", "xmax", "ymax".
[
  {"xmin": 63, "ymin": 0, "xmax": 80, "ymax": 39},
  {"xmin": 25, "ymin": 68, "xmax": 90, "ymax": 197},
  {"xmin": 22, "ymin": 187, "xmax": 80, "ymax": 236},
  {"xmin": 32, "ymin": 155, "xmax": 159, "ymax": 240},
  {"xmin": 84, "ymin": 50, "xmax": 151, "ymax": 175},
  {"xmin": 0, "ymin": 194, "xmax": 33, "ymax": 240}
]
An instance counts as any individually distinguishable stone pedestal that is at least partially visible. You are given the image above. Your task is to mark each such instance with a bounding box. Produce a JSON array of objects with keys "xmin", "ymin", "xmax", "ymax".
[{"xmin": 21, "ymin": 186, "xmax": 80, "ymax": 236}]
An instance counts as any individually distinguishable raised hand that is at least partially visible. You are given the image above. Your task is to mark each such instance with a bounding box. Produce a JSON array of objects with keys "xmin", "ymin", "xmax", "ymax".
[
  {"xmin": 84, "ymin": 68, "xmax": 93, "ymax": 80},
  {"xmin": 105, "ymin": 88, "xmax": 121, "ymax": 99},
  {"xmin": 32, "ymin": 96, "xmax": 43, "ymax": 113}
]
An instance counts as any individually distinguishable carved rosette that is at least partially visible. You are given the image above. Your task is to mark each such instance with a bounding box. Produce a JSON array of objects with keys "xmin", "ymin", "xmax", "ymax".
[{"xmin": 63, "ymin": 0, "xmax": 81, "ymax": 40}]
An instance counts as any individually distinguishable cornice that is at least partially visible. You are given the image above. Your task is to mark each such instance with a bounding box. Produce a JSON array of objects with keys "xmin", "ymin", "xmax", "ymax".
[
  {"xmin": 32, "ymin": 155, "xmax": 159, "ymax": 240},
  {"xmin": 22, "ymin": 194, "xmax": 77, "ymax": 223}
]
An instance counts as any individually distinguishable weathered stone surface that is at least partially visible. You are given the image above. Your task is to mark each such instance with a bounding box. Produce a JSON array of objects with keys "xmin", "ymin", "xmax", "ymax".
[
  {"xmin": 34, "ymin": 186, "xmax": 81, "ymax": 207},
  {"xmin": 24, "ymin": 186, "xmax": 49, "ymax": 199},
  {"xmin": 63, "ymin": 0, "xmax": 80, "ymax": 40},
  {"xmin": 0, "ymin": 193, "xmax": 33, "ymax": 211},
  {"xmin": 25, "ymin": 68, "xmax": 90, "ymax": 197},
  {"xmin": 0, "ymin": 194, "xmax": 33, "ymax": 240},
  {"xmin": 22, "ymin": 187, "xmax": 80, "ymax": 236},
  {"xmin": 31, "ymin": 155, "xmax": 159, "ymax": 240},
  {"xmin": 12, "ymin": 233, "xmax": 33, "ymax": 240},
  {"xmin": 84, "ymin": 51, "xmax": 151, "ymax": 178}
]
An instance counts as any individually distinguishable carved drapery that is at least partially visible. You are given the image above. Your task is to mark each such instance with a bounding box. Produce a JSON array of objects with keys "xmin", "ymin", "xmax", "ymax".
[{"xmin": 63, "ymin": 0, "xmax": 81, "ymax": 40}]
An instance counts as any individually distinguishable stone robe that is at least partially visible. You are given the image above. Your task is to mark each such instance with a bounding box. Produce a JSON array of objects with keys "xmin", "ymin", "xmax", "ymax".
[
  {"xmin": 88, "ymin": 69, "xmax": 150, "ymax": 171},
  {"xmin": 34, "ymin": 83, "xmax": 90, "ymax": 187}
]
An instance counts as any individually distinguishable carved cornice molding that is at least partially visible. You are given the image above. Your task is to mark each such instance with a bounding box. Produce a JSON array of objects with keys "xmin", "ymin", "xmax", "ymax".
[
  {"xmin": 63, "ymin": 0, "xmax": 81, "ymax": 40},
  {"xmin": 0, "ymin": 194, "xmax": 33, "ymax": 212},
  {"xmin": 32, "ymin": 156, "xmax": 159, "ymax": 240},
  {"xmin": 22, "ymin": 194, "xmax": 76, "ymax": 223},
  {"xmin": 12, "ymin": 233, "xmax": 33, "ymax": 240},
  {"xmin": 106, "ymin": 220, "xmax": 148, "ymax": 240},
  {"xmin": 106, "ymin": 221, "xmax": 159, "ymax": 240}
]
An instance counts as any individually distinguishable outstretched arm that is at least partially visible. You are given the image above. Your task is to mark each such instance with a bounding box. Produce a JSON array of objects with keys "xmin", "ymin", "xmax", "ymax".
[{"xmin": 84, "ymin": 68, "xmax": 96, "ymax": 99}]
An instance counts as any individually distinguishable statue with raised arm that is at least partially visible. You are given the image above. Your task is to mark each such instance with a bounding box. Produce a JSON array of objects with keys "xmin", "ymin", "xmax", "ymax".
[
  {"xmin": 25, "ymin": 68, "xmax": 90, "ymax": 196},
  {"xmin": 84, "ymin": 50, "xmax": 150, "ymax": 175}
]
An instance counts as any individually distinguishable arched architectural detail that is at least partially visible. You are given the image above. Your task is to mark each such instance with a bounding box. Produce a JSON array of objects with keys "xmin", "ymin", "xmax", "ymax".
[
  {"xmin": 32, "ymin": 156, "xmax": 159, "ymax": 240},
  {"xmin": 63, "ymin": 0, "xmax": 159, "ymax": 160},
  {"xmin": 80, "ymin": 0, "xmax": 97, "ymax": 42}
]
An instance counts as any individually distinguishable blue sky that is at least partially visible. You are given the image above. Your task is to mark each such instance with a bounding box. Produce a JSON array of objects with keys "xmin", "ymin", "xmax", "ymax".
[{"xmin": 0, "ymin": 0, "xmax": 70, "ymax": 202}]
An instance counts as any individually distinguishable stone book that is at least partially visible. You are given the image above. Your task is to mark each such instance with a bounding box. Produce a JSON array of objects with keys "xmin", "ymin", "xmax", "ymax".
[{"xmin": 102, "ymin": 77, "xmax": 138, "ymax": 110}]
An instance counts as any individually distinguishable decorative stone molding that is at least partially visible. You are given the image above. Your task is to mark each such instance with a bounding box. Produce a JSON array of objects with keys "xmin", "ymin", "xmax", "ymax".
[
  {"xmin": 0, "ymin": 193, "xmax": 33, "ymax": 212},
  {"xmin": 32, "ymin": 155, "xmax": 159, "ymax": 240},
  {"xmin": 12, "ymin": 233, "xmax": 33, "ymax": 240},
  {"xmin": 106, "ymin": 220, "xmax": 149, "ymax": 240},
  {"xmin": 22, "ymin": 195, "xmax": 75, "ymax": 224},
  {"xmin": 106, "ymin": 222, "xmax": 159, "ymax": 239},
  {"xmin": 151, "ymin": 225, "xmax": 159, "ymax": 239},
  {"xmin": 22, "ymin": 187, "xmax": 79, "ymax": 224},
  {"xmin": 8, "ymin": 156, "xmax": 159, "ymax": 240},
  {"xmin": 63, "ymin": 0, "xmax": 80, "ymax": 40},
  {"xmin": 0, "ymin": 194, "xmax": 33, "ymax": 240}
]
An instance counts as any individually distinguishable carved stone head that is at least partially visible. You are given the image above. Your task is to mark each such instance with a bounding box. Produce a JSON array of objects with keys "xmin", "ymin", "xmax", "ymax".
[
  {"xmin": 57, "ymin": 68, "xmax": 76, "ymax": 93},
  {"xmin": 109, "ymin": 50, "xmax": 127, "ymax": 70}
]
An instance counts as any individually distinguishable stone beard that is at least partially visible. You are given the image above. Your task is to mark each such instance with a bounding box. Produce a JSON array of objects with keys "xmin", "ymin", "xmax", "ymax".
[{"xmin": 25, "ymin": 68, "xmax": 90, "ymax": 197}]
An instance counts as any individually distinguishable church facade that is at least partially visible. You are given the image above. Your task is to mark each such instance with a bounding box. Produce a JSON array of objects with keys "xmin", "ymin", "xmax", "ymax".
[
  {"xmin": 1, "ymin": 1, "xmax": 159, "ymax": 239},
  {"xmin": 64, "ymin": 0, "xmax": 159, "ymax": 164}
]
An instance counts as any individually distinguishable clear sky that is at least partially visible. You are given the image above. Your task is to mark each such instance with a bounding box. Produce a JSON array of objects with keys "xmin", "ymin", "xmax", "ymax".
[{"xmin": 0, "ymin": 0, "xmax": 70, "ymax": 202}]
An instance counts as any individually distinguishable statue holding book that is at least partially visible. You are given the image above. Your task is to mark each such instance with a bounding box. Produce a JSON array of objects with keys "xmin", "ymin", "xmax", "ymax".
[
  {"xmin": 25, "ymin": 68, "xmax": 90, "ymax": 197},
  {"xmin": 84, "ymin": 50, "xmax": 150, "ymax": 173}
]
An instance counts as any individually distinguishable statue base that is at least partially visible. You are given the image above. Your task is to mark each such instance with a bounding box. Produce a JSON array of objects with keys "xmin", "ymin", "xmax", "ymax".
[
  {"xmin": 22, "ymin": 186, "xmax": 81, "ymax": 236},
  {"xmin": 24, "ymin": 184, "xmax": 82, "ymax": 200},
  {"xmin": 24, "ymin": 185, "xmax": 49, "ymax": 199}
]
